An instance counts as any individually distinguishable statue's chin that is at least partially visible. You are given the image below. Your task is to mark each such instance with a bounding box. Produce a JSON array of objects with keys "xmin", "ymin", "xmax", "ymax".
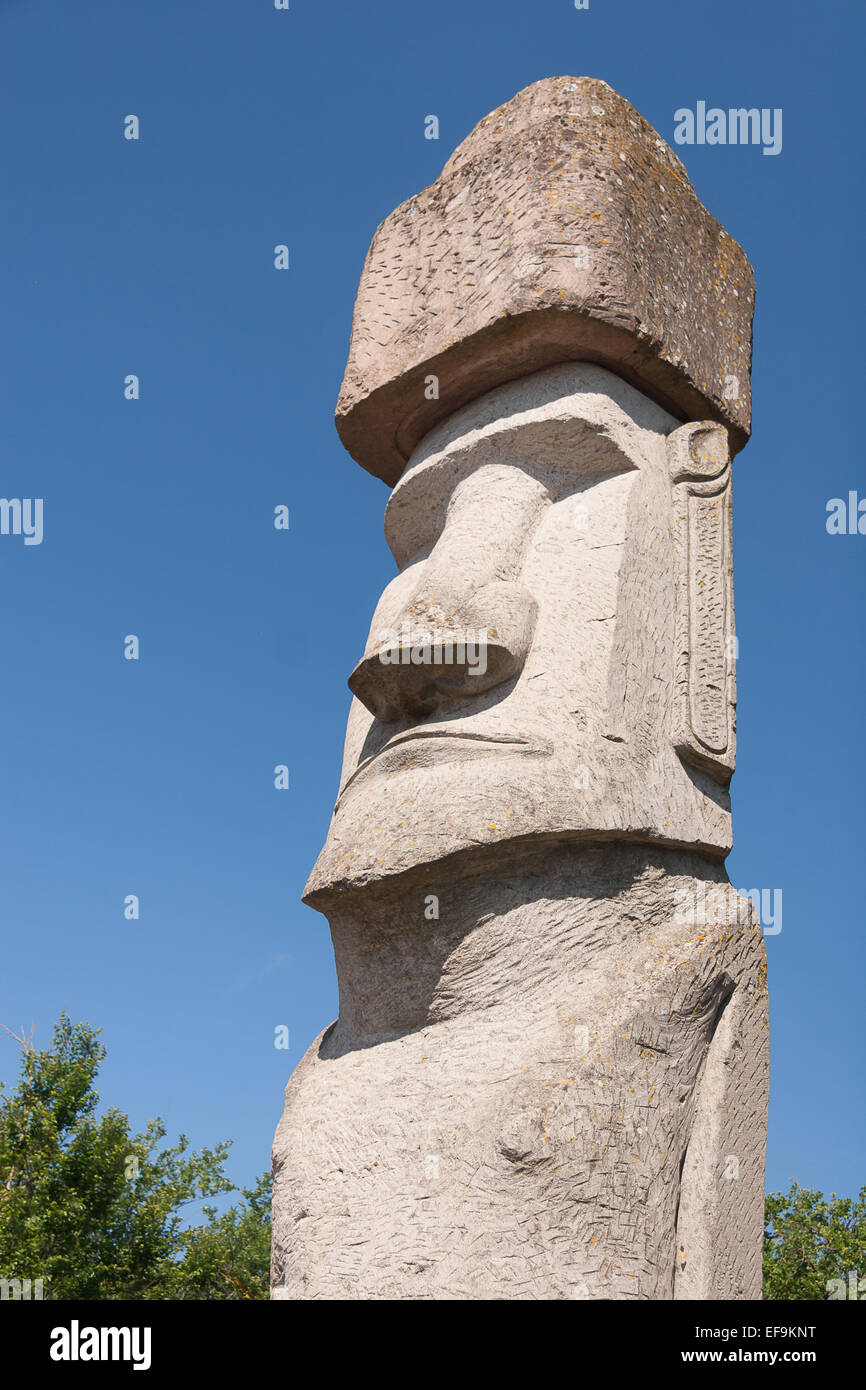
[{"xmin": 302, "ymin": 744, "xmax": 732, "ymax": 906}]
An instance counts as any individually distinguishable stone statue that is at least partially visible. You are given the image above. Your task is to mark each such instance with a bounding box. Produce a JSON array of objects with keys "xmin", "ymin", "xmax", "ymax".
[{"xmin": 272, "ymin": 76, "xmax": 768, "ymax": 1301}]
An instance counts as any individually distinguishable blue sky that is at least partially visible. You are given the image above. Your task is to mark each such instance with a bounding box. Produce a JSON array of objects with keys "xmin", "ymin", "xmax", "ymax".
[{"xmin": 0, "ymin": 0, "xmax": 862, "ymax": 1212}]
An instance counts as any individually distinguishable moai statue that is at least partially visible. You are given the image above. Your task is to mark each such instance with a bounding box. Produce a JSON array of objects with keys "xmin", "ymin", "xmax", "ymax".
[{"xmin": 272, "ymin": 77, "xmax": 768, "ymax": 1301}]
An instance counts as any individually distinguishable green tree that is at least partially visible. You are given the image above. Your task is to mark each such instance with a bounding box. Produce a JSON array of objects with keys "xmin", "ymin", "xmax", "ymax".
[
  {"xmin": 176, "ymin": 1172, "xmax": 272, "ymax": 1300},
  {"xmin": 764, "ymin": 1183, "xmax": 866, "ymax": 1300},
  {"xmin": 0, "ymin": 1014, "xmax": 271, "ymax": 1299}
]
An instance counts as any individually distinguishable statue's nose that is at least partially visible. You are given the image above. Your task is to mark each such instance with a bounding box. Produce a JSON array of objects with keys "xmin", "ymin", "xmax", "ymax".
[
  {"xmin": 348, "ymin": 465, "xmax": 545, "ymax": 723},
  {"xmin": 348, "ymin": 579, "xmax": 538, "ymax": 722}
]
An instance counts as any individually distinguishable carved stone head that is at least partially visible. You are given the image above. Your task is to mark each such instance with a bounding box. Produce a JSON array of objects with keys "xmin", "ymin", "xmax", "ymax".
[
  {"xmin": 305, "ymin": 75, "xmax": 752, "ymax": 907},
  {"xmin": 306, "ymin": 363, "xmax": 736, "ymax": 903}
]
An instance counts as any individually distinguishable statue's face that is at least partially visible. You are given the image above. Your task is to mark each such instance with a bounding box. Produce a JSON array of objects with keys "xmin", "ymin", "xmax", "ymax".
[{"xmin": 305, "ymin": 364, "xmax": 733, "ymax": 903}]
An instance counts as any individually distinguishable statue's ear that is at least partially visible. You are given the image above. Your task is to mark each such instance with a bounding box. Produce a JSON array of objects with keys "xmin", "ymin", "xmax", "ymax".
[
  {"xmin": 667, "ymin": 421, "xmax": 737, "ymax": 784},
  {"xmin": 667, "ymin": 420, "xmax": 730, "ymax": 484}
]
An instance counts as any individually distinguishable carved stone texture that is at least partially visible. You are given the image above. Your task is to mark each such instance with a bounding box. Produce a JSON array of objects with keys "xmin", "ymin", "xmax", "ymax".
[
  {"xmin": 306, "ymin": 365, "xmax": 737, "ymax": 908},
  {"xmin": 272, "ymin": 846, "xmax": 769, "ymax": 1300},
  {"xmin": 336, "ymin": 76, "xmax": 755, "ymax": 486},
  {"xmin": 668, "ymin": 422, "xmax": 737, "ymax": 781},
  {"xmin": 273, "ymin": 79, "xmax": 765, "ymax": 1303}
]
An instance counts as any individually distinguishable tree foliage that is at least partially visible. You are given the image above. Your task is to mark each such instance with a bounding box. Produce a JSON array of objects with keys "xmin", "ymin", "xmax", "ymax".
[
  {"xmin": 764, "ymin": 1183, "xmax": 866, "ymax": 1300},
  {"xmin": 0, "ymin": 1014, "xmax": 271, "ymax": 1299}
]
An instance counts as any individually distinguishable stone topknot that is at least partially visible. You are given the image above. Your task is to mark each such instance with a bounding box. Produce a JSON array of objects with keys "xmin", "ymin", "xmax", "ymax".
[{"xmin": 336, "ymin": 76, "xmax": 755, "ymax": 486}]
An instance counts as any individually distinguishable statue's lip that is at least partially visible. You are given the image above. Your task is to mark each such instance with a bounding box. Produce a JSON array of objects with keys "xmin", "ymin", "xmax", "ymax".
[{"xmin": 336, "ymin": 728, "xmax": 537, "ymax": 803}]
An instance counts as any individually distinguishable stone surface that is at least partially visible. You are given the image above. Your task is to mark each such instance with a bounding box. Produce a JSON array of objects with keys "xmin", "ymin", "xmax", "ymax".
[
  {"xmin": 273, "ymin": 79, "xmax": 766, "ymax": 1301},
  {"xmin": 273, "ymin": 845, "xmax": 768, "ymax": 1299},
  {"xmin": 308, "ymin": 365, "xmax": 737, "ymax": 905},
  {"xmin": 336, "ymin": 76, "xmax": 755, "ymax": 486}
]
